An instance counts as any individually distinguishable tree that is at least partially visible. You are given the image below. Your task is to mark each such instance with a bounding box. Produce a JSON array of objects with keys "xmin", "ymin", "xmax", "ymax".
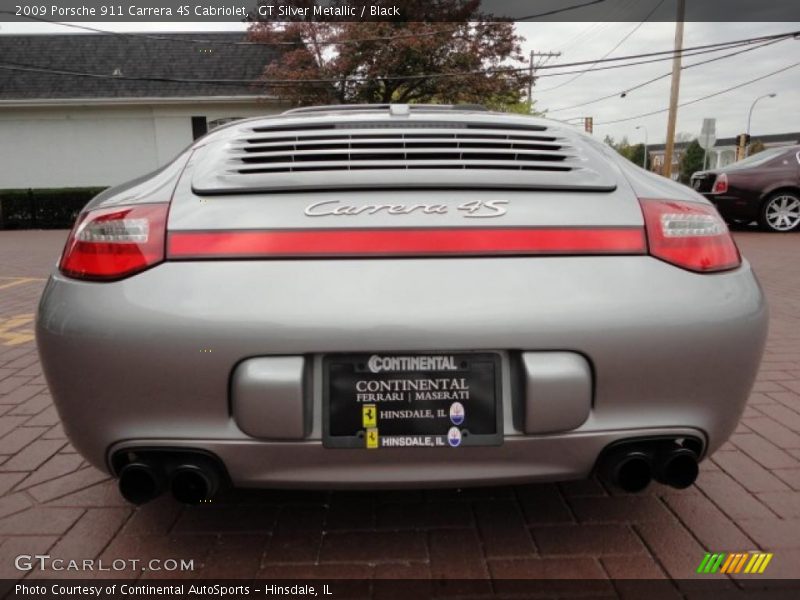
[
  {"xmin": 604, "ymin": 136, "xmax": 645, "ymax": 168},
  {"xmin": 494, "ymin": 100, "xmax": 545, "ymax": 116},
  {"xmin": 680, "ymin": 139, "xmax": 705, "ymax": 183},
  {"xmin": 748, "ymin": 139, "xmax": 766, "ymax": 155},
  {"xmin": 627, "ymin": 143, "xmax": 645, "ymax": 168},
  {"xmin": 248, "ymin": 4, "xmax": 532, "ymax": 108}
]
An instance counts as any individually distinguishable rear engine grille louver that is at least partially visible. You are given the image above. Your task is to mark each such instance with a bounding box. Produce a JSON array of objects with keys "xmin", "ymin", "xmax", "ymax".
[
  {"xmin": 192, "ymin": 119, "xmax": 617, "ymax": 193},
  {"xmin": 233, "ymin": 121, "xmax": 570, "ymax": 175}
]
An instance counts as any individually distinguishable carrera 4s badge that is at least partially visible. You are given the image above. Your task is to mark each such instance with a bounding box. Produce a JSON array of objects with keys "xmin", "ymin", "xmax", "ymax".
[{"xmin": 304, "ymin": 199, "xmax": 508, "ymax": 218}]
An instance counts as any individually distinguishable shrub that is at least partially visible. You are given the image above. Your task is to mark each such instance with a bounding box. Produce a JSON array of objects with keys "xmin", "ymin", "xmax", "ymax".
[
  {"xmin": 679, "ymin": 140, "xmax": 706, "ymax": 184},
  {"xmin": 0, "ymin": 188, "xmax": 106, "ymax": 230}
]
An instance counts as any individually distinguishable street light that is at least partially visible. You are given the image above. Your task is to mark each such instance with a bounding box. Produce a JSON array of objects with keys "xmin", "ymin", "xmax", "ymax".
[
  {"xmin": 746, "ymin": 93, "xmax": 776, "ymax": 156},
  {"xmin": 636, "ymin": 125, "xmax": 648, "ymax": 170}
]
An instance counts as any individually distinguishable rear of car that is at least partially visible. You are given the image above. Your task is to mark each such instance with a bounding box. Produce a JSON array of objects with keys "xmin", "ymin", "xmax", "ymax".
[
  {"xmin": 36, "ymin": 106, "xmax": 768, "ymax": 503},
  {"xmin": 691, "ymin": 145, "xmax": 800, "ymax": 232}
]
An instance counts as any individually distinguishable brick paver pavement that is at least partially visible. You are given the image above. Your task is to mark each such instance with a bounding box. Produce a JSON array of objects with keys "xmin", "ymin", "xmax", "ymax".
[{"xmin": 0, "ymin": 229, "xmax": 798, "ymax": 589}]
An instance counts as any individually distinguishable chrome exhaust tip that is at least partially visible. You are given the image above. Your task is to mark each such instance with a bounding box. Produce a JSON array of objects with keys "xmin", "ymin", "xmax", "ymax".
[
  {"xmin": 118, "ymin": 462, "xmax": 165, "ymax": 505},
  {"xmin": 654, "ymin": 445, "xmax": 699, "ymax": 489},
  {"xmin": 602, "ymin": 448, "xmax": 653, "ymax": 493},
  {"xmin": 170, "ymin": 463, "xmax": 220, "ymax": 505}
]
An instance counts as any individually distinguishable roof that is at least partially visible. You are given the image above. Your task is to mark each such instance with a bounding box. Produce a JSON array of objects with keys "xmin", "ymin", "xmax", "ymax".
[
  {"xmin": 649, "ymin": 132, "xmax": 800, "ymax": 153},
  {"xmin": 0, "ymin": 33, "xmax": 279, "ymax": 101}
]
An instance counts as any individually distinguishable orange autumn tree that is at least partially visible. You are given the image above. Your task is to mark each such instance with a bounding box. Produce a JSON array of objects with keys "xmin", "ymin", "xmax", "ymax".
[{"xmin": 248, "ymin": 3, "xmax": 532, "ymax": 108}]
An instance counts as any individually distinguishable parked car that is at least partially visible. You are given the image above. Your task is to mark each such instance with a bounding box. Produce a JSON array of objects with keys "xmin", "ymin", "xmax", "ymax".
[
  {"xmin": 691, "ymin": 144, "xmax": 800, "ymax": 232},
  {"xmin": 36, "ymin": 105, "xmax": 768, "ymax": 505}
]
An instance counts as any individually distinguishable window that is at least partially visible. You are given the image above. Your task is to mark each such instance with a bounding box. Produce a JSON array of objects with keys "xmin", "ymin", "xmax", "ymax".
[
  {"xmin": 726, "ymin": 146, "xmax": 787, "ymax": 170},
  {"xmin": 208, "ymin": 117, "xmax": 245, "ymax": 131},
  {"xmin": 191, "ymin": 116, "xmax": 208, "ymax": 140}
]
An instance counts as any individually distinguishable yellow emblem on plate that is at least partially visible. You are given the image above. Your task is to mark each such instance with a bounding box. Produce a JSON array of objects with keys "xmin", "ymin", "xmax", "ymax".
[
  {"xmin": 366, "ymin": 428, "xmax": 379, "ymax": 449},
  {"xmin": 362, "ymin": 404, "xmax": 377, "ymax": 428}
]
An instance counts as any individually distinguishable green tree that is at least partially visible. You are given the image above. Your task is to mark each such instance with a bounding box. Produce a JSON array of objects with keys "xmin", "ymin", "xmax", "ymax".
[
  {"xmin": 491, "ymin": 99, "xmax": 545, "ymax": 116},
  {"xmin": 680, "ymin": 139, "xmax": 705, "ymax": 183},
  {"xmin": 626, "ymin": 143, "xmax": 645, "ymax": 168},
  {"xmin": 604, "ymin": 136, "xmax": 645, "ymax": 168}
]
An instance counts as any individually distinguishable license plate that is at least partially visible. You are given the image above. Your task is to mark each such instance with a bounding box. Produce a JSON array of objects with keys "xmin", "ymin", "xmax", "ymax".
[{"xmin": 323, "ymin": 353, "xmax": 503, "ymax": 449}]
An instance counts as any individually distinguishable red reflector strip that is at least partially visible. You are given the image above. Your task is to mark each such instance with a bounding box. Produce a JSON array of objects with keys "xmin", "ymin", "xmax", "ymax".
[{"xmin": 167, "ymin": 228, "xmax": 646, "ymax": 259}]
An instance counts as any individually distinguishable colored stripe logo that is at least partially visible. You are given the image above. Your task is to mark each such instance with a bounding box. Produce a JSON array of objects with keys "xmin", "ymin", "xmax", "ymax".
[
  {"xmin": 167, "ymin": 227, "xmax": 647, "ymax": 259},
  {"xmin": 697, "ymin": 552, "xmax": 773, "ymax": 574}
]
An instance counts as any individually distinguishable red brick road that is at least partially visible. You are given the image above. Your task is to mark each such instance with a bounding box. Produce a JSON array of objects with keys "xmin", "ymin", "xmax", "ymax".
[{"xmin": 0, "ymin": 229, "xmax": 798, "ymax": 588}]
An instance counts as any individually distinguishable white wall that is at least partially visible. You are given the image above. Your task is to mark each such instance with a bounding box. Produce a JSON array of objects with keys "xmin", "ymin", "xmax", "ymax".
[{"xmin": 0, "ymin": 101, "xmax": 280, "ymax": 189}]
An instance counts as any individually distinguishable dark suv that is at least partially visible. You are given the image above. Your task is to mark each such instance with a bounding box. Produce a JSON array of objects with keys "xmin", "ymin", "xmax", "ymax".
[{"xmin": 691, "ymin": 145, "xmax": 800, "ymax": 232}]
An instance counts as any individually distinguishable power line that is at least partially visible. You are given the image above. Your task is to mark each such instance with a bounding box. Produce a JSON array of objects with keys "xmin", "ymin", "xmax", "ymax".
[
  {"xmin": 593, "ymin": 60, "xmax": 800, "ymax": 126},
  {"xmin": 522, "ymin": 33, "xmax": 796, "ymax": 80},
  {"xmin": 545, "ymin": 37, "xmax": 783, "ymax": 113},
  {"xmin": 0, "ymin": 30, "xmax": 796, "ymax": 92},
  {"xmin": 535, "ymin": 0, "xmax": 665, "ymax": 93},
  {"xmin": 550, "ymin": 0, "xmax": 640, "ymax": 54},
  {"xmin": 0, "ymin": 11, "xmax": 465, "ymax": 46},
  {"xmin": 518, "ymin": 31, "xmax": 797, "ymax": 73},
  {"xmin": 1, "ymin": 0, "xmax": 610, "ymax": 34},
  {"xmin": 0, "ymin": 39, "xmax": 779, "ymax": 89},
  {"xmin": 0, "ymin": 39, "xmax": 776, "ymax": 89},
  {"xmin": 516, "ymin": 0, "xmax": 608, "ymax": 20},
  {"xmin": 1, "ymin": 31, "xmax": 795, "ymax": 89},
  {"xmin": 4, "ymin": 6, "xmax": 795, "ymax": 68},
  {"xmin": 0, "ymin": 4, "xmax": 616, "ymax": 47},
  {"xmin": 527, "ymin": 50, "xmax": 562, "ymax": 108}
]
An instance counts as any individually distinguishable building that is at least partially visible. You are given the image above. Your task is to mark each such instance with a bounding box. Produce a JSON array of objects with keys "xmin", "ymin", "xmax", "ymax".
[
  {"xmin": 0, "ymin": 33, "xmax": 283, "ymax": 189},
  {"xmin": 648, "ymin": 132, "xmax": 800, "ymax": 178}
]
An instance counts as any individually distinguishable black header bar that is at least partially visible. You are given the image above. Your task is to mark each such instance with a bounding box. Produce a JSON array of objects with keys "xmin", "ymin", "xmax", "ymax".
[{"xmin": 1, "ymin": 0, "xmax": 799, "ymax": 23}]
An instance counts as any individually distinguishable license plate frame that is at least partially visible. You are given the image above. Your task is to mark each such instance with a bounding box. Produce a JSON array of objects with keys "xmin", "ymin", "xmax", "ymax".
[{"xmin": 322, "ymin": 352, "xmax": 503, "ymax": 449}]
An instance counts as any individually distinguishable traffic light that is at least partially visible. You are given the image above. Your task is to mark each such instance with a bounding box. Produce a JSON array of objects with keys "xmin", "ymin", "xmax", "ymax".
[{"xmin": 584, "ymin": 117, "xmax": 593, "ymax": 134}]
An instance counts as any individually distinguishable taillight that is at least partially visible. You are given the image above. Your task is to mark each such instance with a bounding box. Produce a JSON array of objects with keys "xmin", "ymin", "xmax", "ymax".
[
  {"xmin": 712, "ymin": 173, "xmax": 728, "ymax": 194},
  {"xmin": 639, "ymin": 198, "xmax": 740, "ymax": 273},
  {"xmin": 59, "ymin": 204, "xmax": 168, "ymax": 281}
]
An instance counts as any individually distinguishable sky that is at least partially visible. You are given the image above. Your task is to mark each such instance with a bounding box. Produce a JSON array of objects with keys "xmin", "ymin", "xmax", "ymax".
[
  {"xmin": 1, "ymin": 19, "xmax": 798, "ymax": 146},
  {"xmin": 516, "ymin": 21, "xmax": 800, "ymax": 146}
]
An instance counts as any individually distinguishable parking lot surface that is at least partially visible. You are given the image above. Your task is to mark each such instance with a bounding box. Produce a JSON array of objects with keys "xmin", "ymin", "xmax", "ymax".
[{"xmin": 0, "ymin": 229, "xmax": 798, "ymax": 589}]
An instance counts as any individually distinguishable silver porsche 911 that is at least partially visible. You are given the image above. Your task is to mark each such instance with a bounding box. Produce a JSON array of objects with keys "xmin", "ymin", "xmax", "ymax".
[{"xmin": 36, "ymin": 105, "xmax": 768, "ymax": 505}]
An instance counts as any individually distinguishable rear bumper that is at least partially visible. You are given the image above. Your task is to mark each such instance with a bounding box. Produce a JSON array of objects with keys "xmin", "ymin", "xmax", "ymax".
[
  {"xmin": 702, "ymin": 193, "xmax": 759, "ymax": 221},
  {"xmin": 108, "ymin": 429, "xmax": 703, "ymax": 489},
  {"xmin": 36, "ymin": 255, "xmax": 768, "ymax": 487}
]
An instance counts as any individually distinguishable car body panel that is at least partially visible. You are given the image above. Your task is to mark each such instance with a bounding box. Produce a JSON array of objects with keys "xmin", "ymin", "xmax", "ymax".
[
  {"xmin": 37, "ymin": 254, "xmax": 767, "ymax": 483},
  {"xmin": 36, "ymin": 106, "xmax": 769, "ymax": 489}
]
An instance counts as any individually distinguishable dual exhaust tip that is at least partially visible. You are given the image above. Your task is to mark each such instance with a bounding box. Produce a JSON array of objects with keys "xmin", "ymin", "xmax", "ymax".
[
  {"xmin": 600, "ymin": 441, "xmax": 700, "ymax": 493},
  {"xmin": 118, "ymin": 456, "xmax": 223, "ymax": 505},
  {"xmin": 120, "ymin": 441, "xmax": 698, "ymax": 502}
]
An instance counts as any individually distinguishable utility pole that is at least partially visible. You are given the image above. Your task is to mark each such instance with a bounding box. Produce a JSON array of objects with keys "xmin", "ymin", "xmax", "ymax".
[
  {"xmin": 662, "ymin": 0, "xmax": 686, "ymax": 180},
  {"xmin": 528, "ymin": 50, "xmax": 534, "ymax": 113},
  {"xmin": 528, "ymin": 50, "xmax": 561, "ymax": 113}
]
